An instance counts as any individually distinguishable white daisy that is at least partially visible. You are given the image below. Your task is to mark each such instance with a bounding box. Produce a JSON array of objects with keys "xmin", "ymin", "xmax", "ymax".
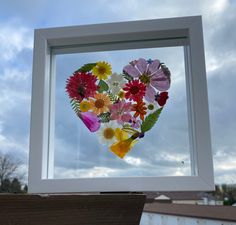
[
  {"xmin": 96, "ymin": 121, "xmax": 119, "ymax": 145},
  {"xmin": 107, "ymin": 73, "xmax": 125, "ymax": 95}
]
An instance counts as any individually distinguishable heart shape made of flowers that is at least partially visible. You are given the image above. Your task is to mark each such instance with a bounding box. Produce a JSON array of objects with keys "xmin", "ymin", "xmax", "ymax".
[{"xmin": 66, "ymin": 58, "xmax": 171, "ymax": 159}]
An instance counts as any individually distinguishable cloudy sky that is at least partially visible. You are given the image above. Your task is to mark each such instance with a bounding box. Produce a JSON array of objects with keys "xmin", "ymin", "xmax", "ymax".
[{"xmin": 0, "ymin": 0, "xmax": 235, "ymax": 185}]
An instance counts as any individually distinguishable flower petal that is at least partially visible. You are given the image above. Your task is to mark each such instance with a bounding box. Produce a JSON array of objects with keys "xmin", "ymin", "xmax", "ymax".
[
  {"xmin": 123, "ymin": 65, "xmax": 140, "ymax": 78},
  {"xmin": 145, "ymin": 85, "xmax": 156, "ymax": 102},
  {"xmin": 110, "ymin": 138, "xmax": 134, "ymax": 158},
  {"xmin": 136, "ymin": 58, "xmax": 147, "ymax": 74},
  {"xmin": 115, "ymin": 128, "xmax": 128, "ymax": 141},
  {"xmin": 157, "ymin": 92, "xmax": 169, "ymax": 106},
  {"xmin": 148, "ymin": 59, "xmax": 160, "ymax": 74},
  {"xmin": 123, "ymin": 102, "xmax": 132, "ymax": 112},
  {"xmin": 131, "ymin": 118, "xmax": 141, "ymax": 129},
  {"xmin": 79, "ymin": 112, "xmax": 100, "ymax": 132},
  {"xmin": 121, "ymin": 113, "xmax": 132, "ymax": 123},
  {"xmin": 151, "ymin": 71, "xmax": 170, "ymax": 91}
]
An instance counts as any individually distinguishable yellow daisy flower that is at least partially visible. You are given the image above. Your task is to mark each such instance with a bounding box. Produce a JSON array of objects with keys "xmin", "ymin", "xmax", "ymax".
[
  {"xmin": 90, "ymin": 93, "xmax": 111, "ymax": 115},
  {"xmin": 79, "ymin": 100, "xmax": 91, "ymax": 112},
  {"xmin": 92, "ymin": 61, "xmax": 112, "ymax": 80}
]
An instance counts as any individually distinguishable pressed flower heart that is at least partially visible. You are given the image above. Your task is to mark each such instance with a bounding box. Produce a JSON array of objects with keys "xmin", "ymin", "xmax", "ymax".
[{"xmin": 66, "ymin": 59, "xmax": 171, "ymax": 159}]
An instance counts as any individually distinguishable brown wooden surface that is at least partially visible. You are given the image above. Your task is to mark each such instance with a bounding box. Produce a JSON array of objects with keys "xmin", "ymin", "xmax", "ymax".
[
  {"xmin": 144, "ymin": 202, "xmax": 236, "ymax": 222},
  {"xmin": 0, "ymin": 194, "xmax": 146, "ymax": 225}
]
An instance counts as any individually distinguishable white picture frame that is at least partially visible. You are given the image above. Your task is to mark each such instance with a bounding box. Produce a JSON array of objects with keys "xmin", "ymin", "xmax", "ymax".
[{"xmin": 29, "ymin": 16, "xmax": 214, "ymax": 193}]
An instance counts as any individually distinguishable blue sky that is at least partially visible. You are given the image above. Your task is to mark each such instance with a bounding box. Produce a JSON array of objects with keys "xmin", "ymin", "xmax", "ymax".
[{"xmin": 0, "ymin": 0, "xmax": 236, "ymax": 184}]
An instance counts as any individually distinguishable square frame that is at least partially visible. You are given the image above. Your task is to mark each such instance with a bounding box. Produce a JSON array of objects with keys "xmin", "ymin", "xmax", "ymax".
[{"xmin": 29, "ymin": 16, "xmax": 214, "ymax": 193}]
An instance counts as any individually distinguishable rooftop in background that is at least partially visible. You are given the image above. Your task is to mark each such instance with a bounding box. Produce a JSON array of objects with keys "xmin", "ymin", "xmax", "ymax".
[
  {"xmin": 143, "ymin": 202, "xmax": 236, "ymax": 222},
  {"xmin": 144, "ymin": 191, "xmax": 222, "ymax": 205}
]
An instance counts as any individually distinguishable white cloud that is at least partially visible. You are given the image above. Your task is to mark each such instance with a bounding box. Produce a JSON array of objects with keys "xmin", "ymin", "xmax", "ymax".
[
  {"xmin": 54, "ymin": 166, "xmax": 116, "ymax": 178},
  {"xmin": 0, "ymin": 121, "xmax": 28, "ymax": 155},
  {"xmin": 0, "ymin": 21, "xmax": 31, "ymax": 160},
  {"xmin": 213, "ymin": 148, "xmax": 236, "ymax": 184},
  {"xmin": 214, "ymin": 149, "xmax": 236, "ymax": 168},
  {"xmin": 210, "ymin": 0, "xmax": 229, "ymax": 14},
  {"xmin": 124, "ymin": 156, "xmax": 143, "ymax": 166},
  {"xmin": 0, "ymin": 21, "xmax": 33, "ymax": 61},
  {"xmin": 0, "ymin": 89, "xmax": 30, "ymax": 117},
  {"xmin": 0, "ymin": 67, "xmax": 30, "ymax": 81},
  {"xmin": 0, "ymin": 129, "xmax": 29, "ymax": 156},
  {"xmin": 160, "ymin": 153, "xmax": 185, "ymax": 162}
]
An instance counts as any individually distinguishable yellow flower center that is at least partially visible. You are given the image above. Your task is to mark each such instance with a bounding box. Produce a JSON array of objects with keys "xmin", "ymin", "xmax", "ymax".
[
  {"xmin": 140, "ymin": 74, "xmax": 150, "ymax": 84},
  {"xmin": 118, "ymin": 91, "xmax": 125, "ymax": 99},
  {"xmin": 103, "ymin": 128, "xmax": 115, "ymax": 139},
  {"xmin": 95, "ymin": 99, "xmax": 105, "ymax": 108},
  {"xmin": 80, "ymin": 101, "xmax": 91, "ymax": 112}
]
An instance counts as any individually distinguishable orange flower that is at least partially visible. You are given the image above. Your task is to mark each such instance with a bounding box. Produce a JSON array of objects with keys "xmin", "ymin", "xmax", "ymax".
[
  {"xmin": 132, "ymin": 101, "xmax": 147, "ymax": 121},
  {"xmin": 89, "ymin": 93, "xmax": 111, "ymax": 115}
]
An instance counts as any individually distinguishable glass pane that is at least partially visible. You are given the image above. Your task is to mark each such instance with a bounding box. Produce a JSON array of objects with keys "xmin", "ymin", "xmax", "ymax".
[{"xmin": 53, "ymin": 46, "xmax": 190, "ymax": 178}]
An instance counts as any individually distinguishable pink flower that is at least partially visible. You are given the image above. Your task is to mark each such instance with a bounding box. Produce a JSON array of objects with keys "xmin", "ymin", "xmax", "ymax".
[
  {"xmin": 110, "ymin": 100, "xmax": 132, "ymax": 124},
  {"xmin": 123, "ymin": 58, "xmax": 170, "ymax": 102},
  {"xmin": 79, "ymin": 111, "xmax": 100, "ymax": 132}
]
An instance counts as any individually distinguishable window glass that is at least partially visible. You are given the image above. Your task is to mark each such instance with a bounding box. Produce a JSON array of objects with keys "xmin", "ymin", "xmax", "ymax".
[{"xmin": 53, "ymin": 46, "xmax": 191, "ymax": 178}]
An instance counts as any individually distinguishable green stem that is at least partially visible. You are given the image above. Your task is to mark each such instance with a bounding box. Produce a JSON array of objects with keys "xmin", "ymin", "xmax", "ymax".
[{"xmin": 122, "ymin": 127, "xmax": 139, "ymax": 134}]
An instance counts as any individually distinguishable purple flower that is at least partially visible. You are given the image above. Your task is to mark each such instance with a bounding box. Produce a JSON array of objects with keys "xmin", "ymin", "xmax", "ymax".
[
  {"xmin": 129, "ymin": 117, "xmax": 141, "ymax": 129},
  {"xmin": 79, "ymin": 111, "xmax": 100, "ymax": 132},
  {"xmin": 123, "ymin": 58, "xmax": 170, "ymax": 102}
]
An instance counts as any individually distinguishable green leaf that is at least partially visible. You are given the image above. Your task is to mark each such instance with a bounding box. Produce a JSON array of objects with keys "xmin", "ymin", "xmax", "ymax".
[
  {"xmin": 98, "ymin": 80, "xmax": 109, "ymax": 93},
  {"xmin": 123, "ymin": 123, "xmax": 131, "ymax": 129},
  {"xmin": 107, "ymin": 91, "xmax": 118, "ymax": 103},
  {"xmin": 122, "ymin": 72, "xmax": 133, "ymax": 81},
  {"xmin": 141, "ymin": 107, "xmax": 163, "ymax": 133},
  {"xmin": 98, "ymin": 112, "xmax": 111, "ymax": 123},
  {"xmin": 70, "ymin": 98, "xmax": 80, "ymax": 115},
  {"xmin": 76, "ymin": 63, "xmax": 97, "ymax": 73}
]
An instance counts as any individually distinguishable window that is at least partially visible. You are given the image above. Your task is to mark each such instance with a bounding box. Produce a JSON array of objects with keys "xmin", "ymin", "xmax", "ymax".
[{"xmin": 29, "ymin": 16, "xmax": 214, "ymax": 193}]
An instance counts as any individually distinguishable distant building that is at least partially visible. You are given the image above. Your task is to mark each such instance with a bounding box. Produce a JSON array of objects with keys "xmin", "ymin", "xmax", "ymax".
[
  {"xmin": 145, "ymin": 191, "xmax": 223, "ymax": 205},
  {"xmin": 154, "ymin": 194, "xmax": 171, "ymax": 203}
]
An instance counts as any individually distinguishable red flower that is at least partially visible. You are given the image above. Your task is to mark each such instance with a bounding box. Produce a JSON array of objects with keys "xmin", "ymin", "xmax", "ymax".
[
  {"xmin": 66, "ymin": 72, "xmax": 98, "ymax": 102},
  {"xmin": 123, "ymin": 79, "xmax": 146, "ymax": 102},
  {"xmin": 156, "ymin": 92, "xmax": 169, "ymax": 106}
]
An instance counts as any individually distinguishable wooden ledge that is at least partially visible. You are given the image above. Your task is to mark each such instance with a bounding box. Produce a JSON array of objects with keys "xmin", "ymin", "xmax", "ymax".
[{"xmin": 0, "ymin": 194, "xmax": 146, "ymax": 225}]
